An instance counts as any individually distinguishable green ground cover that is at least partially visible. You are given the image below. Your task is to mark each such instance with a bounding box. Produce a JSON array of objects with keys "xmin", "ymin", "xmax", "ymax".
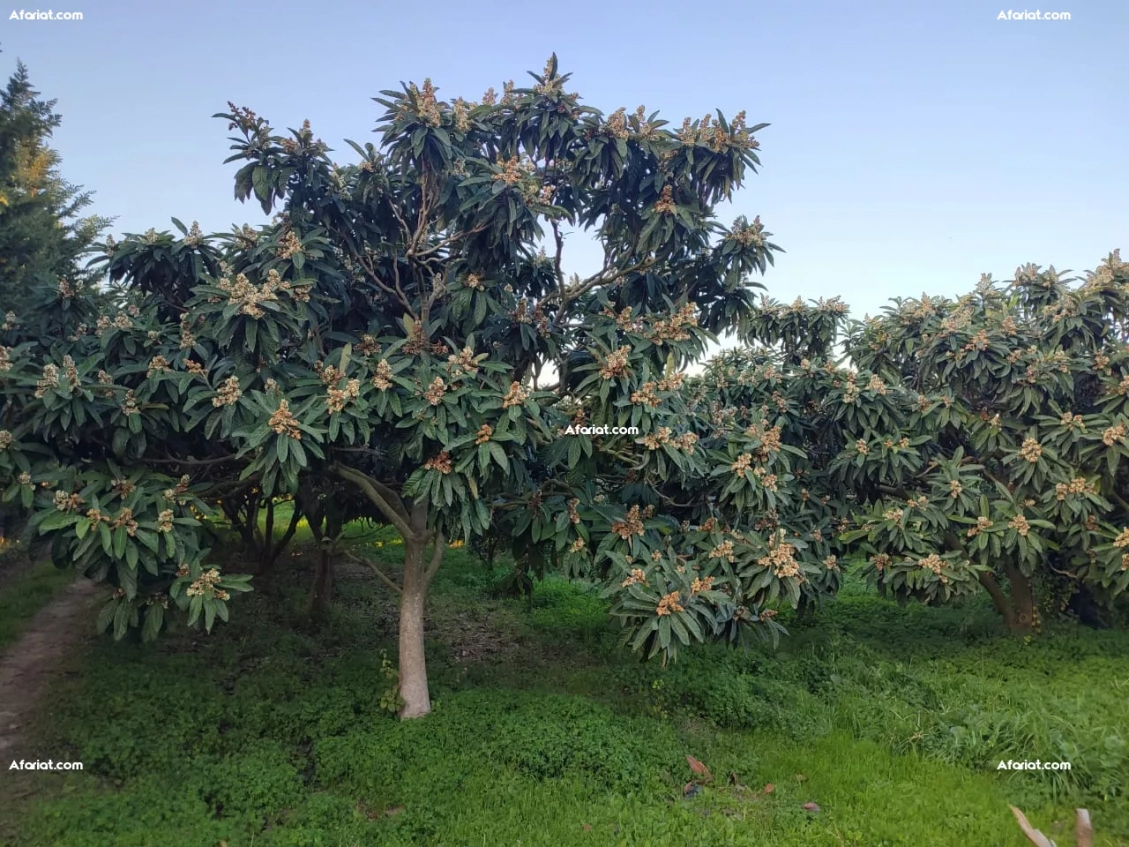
[{"xmin": 2, "ymin": 528, "xmax": 1126, "ymax": 846}]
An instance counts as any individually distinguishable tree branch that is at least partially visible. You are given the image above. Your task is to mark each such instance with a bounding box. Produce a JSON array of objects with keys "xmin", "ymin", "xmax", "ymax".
[
  {"xmin": 425, "ymin": 529, "xmax": 445, "ymax": 586},
  {"xmin": 330, "ymin": 463, "xmax": 415, "ymax": 539},
  {"xmin": 545, "ymin": 257, "xmax": 657, "ymax": 309},
  {"xmin": 147, "ymin": 454, "xmax": 241, "ymax": 467},
  {"xmin": 343, "ymin": 550, "xmax": 403, "ymax": 595}
]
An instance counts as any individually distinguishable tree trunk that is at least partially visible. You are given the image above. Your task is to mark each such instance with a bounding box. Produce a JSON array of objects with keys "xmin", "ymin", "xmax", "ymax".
[
  {"xmin": 399, "ymin": 534, "xmax": 431, "ymax": 719},
  {"xmin": 307, "ymin": 494, "xmax": 340, "ymax": 620},
  {"xmin": 979, "ymin": 572, "xmax": 1017, "ymax": 629},
  {"xmin": 979, "ymin": 569, "xmax": 1036, "ymax": 632},
  {"xmin": 1005, "ymin": 565, "xmax": 1036, "ymax": 632},
  {"xmin": 309, "ymin": 549, "xmax": 335, "ymax": 620},
  {"xmin": 397, "ymin": 500, "xmax": 444, "ymax": 720}
]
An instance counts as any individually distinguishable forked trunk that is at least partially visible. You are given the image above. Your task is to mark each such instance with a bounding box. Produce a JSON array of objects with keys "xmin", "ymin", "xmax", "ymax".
[{"xmin": 980, "ymin": 568, "xmax": 1036, "ymax": 632}]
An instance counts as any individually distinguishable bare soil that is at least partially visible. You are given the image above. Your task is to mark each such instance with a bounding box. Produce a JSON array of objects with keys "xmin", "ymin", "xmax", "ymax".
[{"xmin": 0, "ymin": 578, "xmax": 100, "ymax": 761}]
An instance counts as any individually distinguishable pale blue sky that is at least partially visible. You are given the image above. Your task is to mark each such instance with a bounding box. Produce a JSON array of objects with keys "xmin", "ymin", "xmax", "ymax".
[{"xmin": 3, "ymin": 0, "xmax": 1125, "ymax": 321}]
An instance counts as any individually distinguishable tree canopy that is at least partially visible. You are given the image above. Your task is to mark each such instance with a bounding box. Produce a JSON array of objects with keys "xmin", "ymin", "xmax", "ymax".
[
  {"xmin": 0, "ymin": 56, "xmax": 787, "ymax": 717},
  {"xmin": 2, "ymin": 53, "xmax": 1124, "ymax": 723}
]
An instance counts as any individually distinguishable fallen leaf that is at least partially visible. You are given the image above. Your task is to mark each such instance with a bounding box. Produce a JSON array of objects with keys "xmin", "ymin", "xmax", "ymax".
[
  {"xmin": 794, "ymin": 773, "xmax": 807, "ymax": 782},
  {"xmin": 385, "ymin": 806, "xmax": 405, "ymax": 817},
  {"xmin": 686, "ymin": 754, "xmax": 713, "ymax": 782},
  {"xmin": 802, "ymin": 802, "xmax": 821, "ymax": 812},
  {"xmin": 683, "ymin": 782, "xmax": 703, "ymax": 799},
  {"xmin": 582, "ymin": 824, "xmax": 592, "ymax": 831},
  {"xmin": 762, "ymin": 783, "xmax": 775, "ymax": 794}
]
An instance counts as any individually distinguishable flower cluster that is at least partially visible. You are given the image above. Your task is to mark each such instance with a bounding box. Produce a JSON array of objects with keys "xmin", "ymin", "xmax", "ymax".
[
  {"xmin": 179, "ymin": 313, "xmax": 197, "ymax": 349},
  {"xmin": 215, "ymin": 271, "xmax": 280, "ymax": 318},
  {"xmin": 567, "ymin": 498, "xmax": 581, "ymax": 524},
  {"xmin": 918, "ymin": 554, "xmax": 948, "ymax": 581},
  {"xmin": 1009, "ymin": 515, "xmax": 1030, "ymax": 536},
  {"xmin": 147, "ymin": 356, "xmax": 170, "ymax": 378},
  {"xmin": 967, "ymin": 515, "xmax": 993, "ymax": 538},
  {"xmin": 276, "ymin": 230, "xmax": 303, "ymax": 260},
  {"xmin": 758, "ymin": 538, "xmax": 800, "ymax": 578},
  {"xmin": 112, "ymin": 507, "xmax": 138, "ymax": 536},
  {"xmin": 1103, "ymin": 423, "xmax": 1127, "ymax": 446},
  {"xmin": 34, "ymin": 364, "xmax": 60, "ymax": 398},
  {"xmin": 423, "ymin": 377, "xmax": 447, "ymax": 406},
  {"xmin": 213, "ymin": 376, "xmax": 242, "ymax": 407},
  {"xmin": 656, "ymin": 591, "xmax": 684, "ymax": 616},
  {"xmin": 327, "ymin": 378, "xmax": 361, "ymax": 414},
  {"xmin": 621, "ymin": 568, "xmax": 649, "ymax": 588},
  {"xmin": 709, "ymin": 539, "xmax": 736, "ymax": 563},
  {"xmin": 446, "ymin": 346, "xmax": 482, "ymax": 379},
  {"xmin": 53, "ymin": 490, "xmax": 85, "ymax": 512},
  {"xmin": 424, "ymin": 451, "xmax": 453, "ymax": 474},
  {"xmin": 643, "ymin": 303, "xmax": 699, "ymax": 344},
  {"xmin": 186, "ymin": 568, "xmax": 227, "ymax": 600},
  {"xmin": 475, "ymin": 424, "xmax": 493, "ymax": 445},
  {"xmin": 690, "ymin": 575, "xmax": 715, "ymax": 595},
  {"xmin": 652, "ymin": 185, "xmax": 676, "ymax": 215},
  {"xmin": 630, "ymin": 381, "xmax": 661, "ymax": 408},
  {"xmin": 728, "ymin": 215, "xmax": 766, "ymax": 247},
  {"xmin": 371, "ymin": 360, "xmax": 394, "ymax": 390},
  {"xmin": 502, "ymin": 381, "xmax": 528, "ymax": 408},
  {"xmin": 1054, "ymin": 477, "xmax": 1096, "ymax": 501},
  {"xmin": 598, "ymin": 346, "xmax": 632, "ymax": 380},
  {"xmin": 493, "ymin": 155, "xmax": 536, "ymax": 186},
  {"xmin": 1059, "ymin": 411, "xmax": 1085, "ymax": 431},
  {"xmin": 268, "ymin": 399, "xmax": 302, "ymax": 439},
  {"xmin": 611, "ymin": 505, "xmax": 645, "ymax": 539},
  {"xmin": 1018, "ymin": 438, "xmax": 1043, "ymax": 463}
]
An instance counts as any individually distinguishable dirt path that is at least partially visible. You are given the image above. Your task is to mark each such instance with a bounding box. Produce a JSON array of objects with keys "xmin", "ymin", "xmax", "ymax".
[{"xmin": 0, "ymin": 578, "xmax": 100, "ymax": 760}]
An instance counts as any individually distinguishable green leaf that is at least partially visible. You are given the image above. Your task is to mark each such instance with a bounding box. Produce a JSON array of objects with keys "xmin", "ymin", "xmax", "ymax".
[
  {"xmin": 488, "ymin": 442, "xmax": 509, "ymax": 472},
  {"xmin": 141, "ymin": 603, "xmax": 164, "ymax": 642},
  {"xmin": 96, "ymin": 598, "xmax": 117, "ymax": 634}
]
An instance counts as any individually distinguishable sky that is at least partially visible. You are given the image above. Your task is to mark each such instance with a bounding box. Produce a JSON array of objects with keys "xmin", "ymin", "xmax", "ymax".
[{"xmin": 2, "ymin": 0, "xmax": 1125, "ymax": 324}]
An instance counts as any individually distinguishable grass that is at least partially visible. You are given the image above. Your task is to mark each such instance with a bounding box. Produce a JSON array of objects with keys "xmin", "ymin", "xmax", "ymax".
[
  {"xmin": 2, "ymin": 526, "xmax": 1128, "ymax": 846},
  {"xmin": 0, "ymin": 548, "xmax": 75, "ymax": 651}
]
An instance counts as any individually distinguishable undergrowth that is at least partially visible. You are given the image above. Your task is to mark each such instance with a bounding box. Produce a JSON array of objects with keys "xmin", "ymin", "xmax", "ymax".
[{"xmin": 2, "ymin": 528, "xmax": 1127, "ymax": 846}]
